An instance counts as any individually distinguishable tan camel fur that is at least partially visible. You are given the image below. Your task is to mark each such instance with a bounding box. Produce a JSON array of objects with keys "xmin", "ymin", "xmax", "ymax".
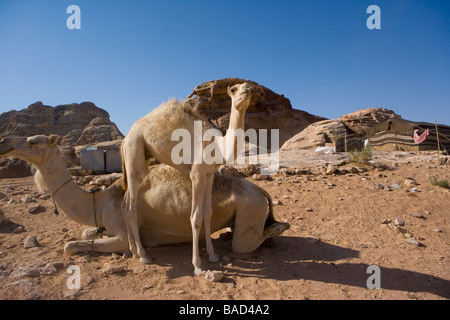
[
  {"xmin": 121, "ymin": 82, "xmax": 255, "ymax": 275},
  {"xmin": 0, "ymin": 135, "xmax": 290, "ymax": 257}
]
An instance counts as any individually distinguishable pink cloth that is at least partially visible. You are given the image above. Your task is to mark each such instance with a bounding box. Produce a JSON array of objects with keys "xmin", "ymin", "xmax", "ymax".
[{"xmin": 414, "ymin": 128, "xmax": 429, "ymax": 144}]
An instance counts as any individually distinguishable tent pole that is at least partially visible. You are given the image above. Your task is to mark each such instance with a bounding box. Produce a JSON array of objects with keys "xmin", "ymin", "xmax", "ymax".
[{"xmin": 435, "ymin": 120, "xmax": 441, "ymax": 154}]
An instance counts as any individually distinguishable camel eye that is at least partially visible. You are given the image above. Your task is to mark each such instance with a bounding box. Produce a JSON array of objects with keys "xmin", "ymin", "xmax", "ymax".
[{"xmin": 231, "ymin": 88, "xmax": 236, "ymax": 94}]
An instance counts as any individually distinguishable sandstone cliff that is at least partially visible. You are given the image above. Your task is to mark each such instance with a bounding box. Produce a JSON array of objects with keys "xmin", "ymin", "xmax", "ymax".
[{"xmin": 0, "ymin": 101, "xmax": 124, "ymax": 176}]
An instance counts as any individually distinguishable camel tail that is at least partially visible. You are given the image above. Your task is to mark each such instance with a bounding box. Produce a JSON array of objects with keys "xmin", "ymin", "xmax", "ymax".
[
  {"xmin": 120, "ymin": 139, "xmax": 128, "ymax": 191},
  {"xmin": 257, "ymin": 185, "xmax": 276, "ymax": 227}
]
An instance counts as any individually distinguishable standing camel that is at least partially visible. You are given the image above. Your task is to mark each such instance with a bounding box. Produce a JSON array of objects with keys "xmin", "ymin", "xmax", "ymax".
[{"xmin": 121, "ymin": 82, "xmax": 255, "ymax": 274}]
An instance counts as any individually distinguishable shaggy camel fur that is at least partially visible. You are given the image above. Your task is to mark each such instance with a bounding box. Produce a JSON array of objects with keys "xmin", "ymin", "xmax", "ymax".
[
  {"xmin": 0, "ymin": 135, "xmax": 290, "ymax": 256},
  {"xmin": 121, "ymin": 82, "xmax": 255, "ymax": 275}
]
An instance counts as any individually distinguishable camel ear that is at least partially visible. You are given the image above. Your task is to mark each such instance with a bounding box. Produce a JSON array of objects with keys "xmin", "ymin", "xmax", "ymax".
[
  {"xmin": 48, "ymin": 135, "xmax": 58, "ymax": 146},
  {"xmin": 227, "ymin": 86, "xmax": 232, "ymax": 97}
]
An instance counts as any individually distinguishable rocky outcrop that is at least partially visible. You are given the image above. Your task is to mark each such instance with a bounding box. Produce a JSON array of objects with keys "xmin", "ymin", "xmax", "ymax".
[
  {"xmin": 186, "ymin": 78, "xmax": 325, "ymax": 148},
  {"xmin": 0, "ymin": 101, "xmax": 124, "ymax": 176},
  {"xmin": 339, "ymin": 108, "xmax": 401, "ymax": 135},
  {"xmin": 282, "ymin": 107, "xmax": 401, "ymax": 151},
  {"xmin": 281, "ymin": 119, "xmax": 348, "ymax": 151}
]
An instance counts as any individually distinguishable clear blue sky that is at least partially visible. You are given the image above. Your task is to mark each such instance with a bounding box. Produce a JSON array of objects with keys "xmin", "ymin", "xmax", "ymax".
[{"xmin": 1, "ymin": 0, "xmax": 449, "ymax": 135}]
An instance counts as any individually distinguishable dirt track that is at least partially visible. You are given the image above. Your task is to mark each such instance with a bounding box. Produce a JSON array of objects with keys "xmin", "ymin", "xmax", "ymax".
[{"xmin": 0, "ymin": 151, "xmax": 449, "ymax": 300}]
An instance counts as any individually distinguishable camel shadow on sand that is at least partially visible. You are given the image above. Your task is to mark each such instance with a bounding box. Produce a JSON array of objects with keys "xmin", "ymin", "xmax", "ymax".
[{"xmin": 219, "ymin": 236, "xmax": 450, "ymax": 299}]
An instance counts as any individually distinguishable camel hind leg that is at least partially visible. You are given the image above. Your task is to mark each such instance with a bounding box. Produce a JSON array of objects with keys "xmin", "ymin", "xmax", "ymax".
[
  {"xmin": 232, "ymin": 200, "xmax": 290, "ymax": 254},
  {"xmin": 121, "ymin": 135, "xmax": 152, "ymax": 264}
]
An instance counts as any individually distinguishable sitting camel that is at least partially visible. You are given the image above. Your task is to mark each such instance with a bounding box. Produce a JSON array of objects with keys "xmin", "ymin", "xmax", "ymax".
[
  {"xmin": 0, "ymin": 135, "xmax": 290, "ymax": 257},
  {"xmin": 122, "ymin": 82, "xmax": 255, "ymax": 274}
]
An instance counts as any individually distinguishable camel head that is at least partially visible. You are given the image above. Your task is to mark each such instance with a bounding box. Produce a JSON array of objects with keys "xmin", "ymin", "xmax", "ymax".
[
  {"xmin": 227, "ymin": 82, "xmax": 255, "ymax": 112},
  {"xmin": 0, "ymin": 135, "xmax": 58, "ymax": 165}
]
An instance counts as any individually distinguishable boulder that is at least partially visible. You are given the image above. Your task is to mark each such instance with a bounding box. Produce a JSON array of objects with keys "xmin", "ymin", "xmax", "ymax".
[{"xmin": 281, "ymin": 119, "xmax": 348, "ymax": 151}]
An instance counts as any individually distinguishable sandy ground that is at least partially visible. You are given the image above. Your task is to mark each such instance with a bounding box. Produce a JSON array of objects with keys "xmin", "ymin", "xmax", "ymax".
[{"xmin": 0, "ymin": 151, "xmax": 449, "ymax": 300}]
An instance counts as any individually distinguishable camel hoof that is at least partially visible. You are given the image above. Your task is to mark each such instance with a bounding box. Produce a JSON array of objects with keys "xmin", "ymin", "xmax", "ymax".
[
  {"xmin": 208, "ymin": 253, "xmax": 220, "ymax": 263},
  {"xmin": 193, "ymin": 267, "xmax": 205, "ymax": 276},
  {"xmin": 140, "ymin": 256, "xmax": 152, "ymax": 264}
]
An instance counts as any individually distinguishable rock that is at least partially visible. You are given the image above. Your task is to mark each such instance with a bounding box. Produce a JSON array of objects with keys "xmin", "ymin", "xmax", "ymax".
[
  {"xmin": 24, "ymin": 236, "xmax": 40, "ymax": 248},
  {"xmin": 394, "ymin": 218, "xmax": 405, "ymax": 226},
  {"xmin": 339, "ymin": 108, "xmax": 401, "ymax": 135},
  {"xmin": 204, "ymin": 270, "xmax": 224, "ymax": 282},
  {"xmin": 281, "ymin": 119, "xmax": 348, "ymax": 151},
  {"xmin": 305, "ymin": 235, "xmax": 320, "ymax": 243},
  {"xmin": 274, "ymin": 200, "xmax": 283, "ymax": 206},
  {"xmin": 372, "ymin": 183, "xmax": 387, "ymax": 190},
  {"xmin": 13, "ymin": 226, "xmax": 25, "ymax": 233},
  {"xmin": 28, "ymin": 205, "xmax": 46, "ymax": 214},
  {"xmin": 9, "ymin": 267, "xmax": 41, "ymax": 279},
  {"xmin": 305, "ymin": 207, "xmax": 314, "ymax": 212},
  {"xmin": 411, "ymin": 212, "xmax": 427, "ymax": 220},
  {"xmin": 3, "ymin": 280, "xmax": 41, "ymax": 300},
  {"xmin": 411, "ymin": 188, "xmax": 419, "ymax": 193},
  {"xmin": 252, "ymin": 174, "xmax": 268, "ymax": 181},
  {"xmin": 0, "ymin": 208, "xmax": 5, "ymax": 224},
  {"xmin": 0, "ymin": 101, "xmax": 124, "ymax": 169},
  {"xmin": 0, "ymin": 157, "xmax": 32, "ymax": 179},
  {"xmin": 404, "ymin": 178, "xmax": 418, "ymax": 186},
  {"xmin": 20, "ymin": 195, "xmax": 36, "ymax": 203},
  {"xmin": 101, "ymin": 263, "xmax": 124, "ymax": 275},
  {"xmin": 405, "ymin": 238, "xmax": 422, "ymax": 247},
  {"xmin": 391, "ymin": 183, "xmax": 401, "ymax": 190},
  {"xmin": 326, "ymin": 165, "xmax": 336, "ymax": 175}
]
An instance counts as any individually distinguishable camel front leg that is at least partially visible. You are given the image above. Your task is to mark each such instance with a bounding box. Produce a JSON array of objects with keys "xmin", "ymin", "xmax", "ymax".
[
  {"xmin": 190, "ymin": 171, "xmax": 207, "ymax": 276},
  {"xmin": 64, "ymin": 236, "xmax": 129, "ymax": 256},
  {"xmin": 121, "ymin": 138, "xmax": 152, "ymax": 264},
  {"xmin": 203, "ymin": 173, "xmax": 220, "ymax": 263}
]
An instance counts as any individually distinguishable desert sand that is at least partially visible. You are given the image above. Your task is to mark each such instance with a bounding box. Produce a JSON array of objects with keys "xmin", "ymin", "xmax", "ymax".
[{"xmin": 0, "ymin": 151, "xmax": 448, "ymax": 300}]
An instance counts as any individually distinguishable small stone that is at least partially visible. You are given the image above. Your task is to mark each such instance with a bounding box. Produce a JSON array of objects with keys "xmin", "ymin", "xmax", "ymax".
[
  {"xmin": 411, "ymin": 212, "xmax": 426, "ymax": 220},
  {"xmin": 404, "ymin": 178, "xmax": 418, "ymax": 186},
  {"xmin": 282, "ymin": 195, "xmax": 290, "ymax": 199},
  {"xmin": 394, "ymin": 218, "xmax": 405, "ymax": 226},
  {"xmin": 24, "ymin": 236, "xmax": 40, "ymax": 248},
  {"xmin": 305, "ymin": 235, "xmax": 320, "ymax": 243},
  {"xmin": 431, "ymin": 228, "xmax": 442, "ymax": 233},
  {"xmin": 391, "ymin": 183, "xmax": 401, "ymax": 190},
  {"xmin": 411, "ymin": 187, "xmax": 420, "ymax": 192},
  {"xmin": 101, "ymin": 263, "xmax": 124, "ymax": 275},
  {"xmin": 204, "ymin": 270, "xmax": 224, "ymax": 282},
  {"xmin": 252, "ymin": 174, "xmax": 268, "ymax": 181},
  {"xmin": 143, "ymin": 284, "xmax": 153, "ymax": 291},
  {"xmin": 405, "ymin": 238, "xmax": 422, "ymax": 247},
  {"xmin": 326, "ymin": 165, "xmax": 336, "ymax": 175},
  {"xmin": 20, "ymin": 195, "xmax": 36, "ymax": 203},
  {"xmin": 275, "ymin": 200, "xmax": 283, "ymax": 206},
  {"xmin": 13, "ymin": 226, "xmax": 25, "ymax": 233},
  {"xmin": 305, "ymin": 207, "xmax": 313, "ymax": 212},
  {"xmin": 28, "ymin": 205, "xmax": 45, "ymax": 214},
  {"xmin": 372, "ymin": 183, "xmax": 386, "ymax": 190}
]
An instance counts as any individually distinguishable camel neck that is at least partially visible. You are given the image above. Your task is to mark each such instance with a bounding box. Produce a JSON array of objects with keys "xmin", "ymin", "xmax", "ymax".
[
  {"xmin": 227, "ymin": 105, "xmax": 246, "ymax": 132},
  {"xmin": 37, "ymin": 150, "xmax": 101, "ymax": 227}
]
